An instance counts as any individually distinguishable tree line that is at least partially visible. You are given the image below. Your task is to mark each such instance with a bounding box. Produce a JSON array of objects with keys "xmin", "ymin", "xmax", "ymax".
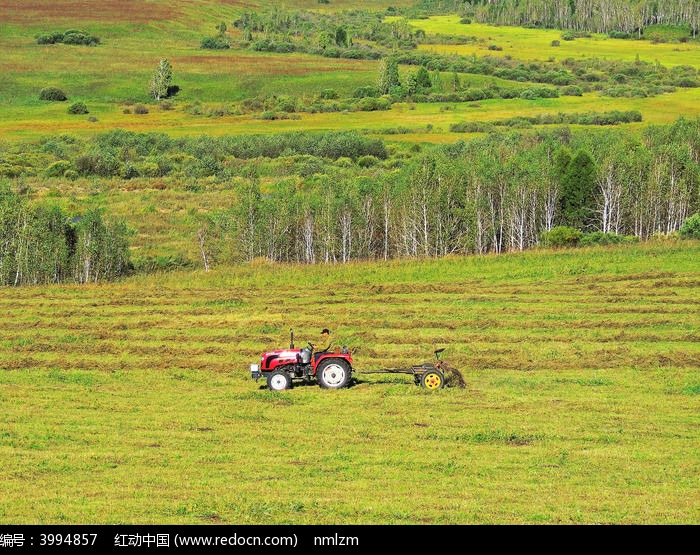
[
  {"xmin": 413, "ymin": 0, "xmax": 700, "ymax": 37},
  {"xmin": 202, "ymin": 118, "xmax": 699, "ymax": 265},
  {"xmin": 1, "ymin": 130, "xmax": 386, "ymax": 181},
  {"xmin": 0, "ymin": 190, "xmax": 131, "ymax": 286},
  {"xmin": 2, "ymin": 120, "xmax": 697, "ymax": 274}
]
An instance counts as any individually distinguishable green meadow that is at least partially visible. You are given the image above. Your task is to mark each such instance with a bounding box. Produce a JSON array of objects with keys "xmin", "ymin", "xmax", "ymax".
[
  {"xmin": 1, "ymin": 242, "xmax": 699, "ymax": 524},
  {"xmin": 0, "ymin": 3, "xmax": 699, "ymax": 142}
]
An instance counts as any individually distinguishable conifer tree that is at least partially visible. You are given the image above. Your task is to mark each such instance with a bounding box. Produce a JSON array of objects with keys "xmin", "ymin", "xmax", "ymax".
[
  {"xmin": 558, "ymin": 149, "xmax": 597, "ymax": 230},
  {"xmin": 377, "ymin": 57, "xmax": 400, "ymax": 95}
]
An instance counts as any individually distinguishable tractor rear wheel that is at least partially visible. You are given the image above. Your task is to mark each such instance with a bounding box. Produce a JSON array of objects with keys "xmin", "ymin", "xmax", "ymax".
[
  {"xmin": 420, "ymin": 369, "xmax": 445, "ymax": 390},
  {"xmin": 316, "ymin": 359, "xmax": 351, "ymax": 389},
  {"xmin": 267, "ymin": 369, "xmax": 292, "ymax": 391}
]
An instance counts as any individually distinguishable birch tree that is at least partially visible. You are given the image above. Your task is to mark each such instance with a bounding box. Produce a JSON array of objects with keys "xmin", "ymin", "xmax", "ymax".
[{"xmin": 149, "ymin": 58, "xmax": 173, "ymax": 101}]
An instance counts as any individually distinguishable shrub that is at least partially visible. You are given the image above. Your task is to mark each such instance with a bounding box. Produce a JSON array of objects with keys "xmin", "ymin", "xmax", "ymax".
[
  {"xmin": 67, "ymin": 101, "xmax": 88, "ymax": 114},
  {"xmin": 36, "ymin": 33, "xmax": 61, "ymax": 44},
  {"xmin": 540, "ymin": 226, "xmax": 583, "ymax": 248},
  {"xmin": 207, "ymin": 105, "xmax": 233, "ymax": 117},
  {"xmin": 388, "ymin": 85, "xmax": 405, "ymax": 98},
  {"xmin": 450, "ymin": 121, "xmax": 493, "ymax": 133},
  {"xmin": 134, "ymin": 104, "xmax": 149, "ymax": 115},
  {"xmin": 40, "ymin": 87, "xmax": 67, "ymax": 101},
  {"xmin": 353, "ymin": 86, "xmax": 379, "ymax": 98},
  {"xmin": 357, "ymin": 155, "xmax": 378, "ymax": 168},
  {"xmin": 276, "ymin": 96, "xmax": 297, "ymax": 113},
  {"xmin": 357, "ymin": 96, "xmax": 391, "ymax": 111},
  {"xmin": 0, "ymin": 164, "xmax": 23, "ymax": 177},
  {"xmin": 294, "ymin": 156, "xmax": 325, "ymax": 177},
  {"xmin": 561, "ymin": 85, "xmax": 583, "ymax": 96},
  {"xmin": 675, "ymin": 77, "xmax": 699, "ymax": 88},
  {"xmin": 121, "ymin": 164, "xmax": 140, "ymax": 180},
  {"xmin": 201, "ymin": 36, "xmax": 230, "ymax": 49},
  {"xmin": 74, "ymin": 151, "xmax": 120, "ymax": 177},
  {"xmin": 44, "ymin": 160, "xmax": 72, "ymax": 177},
  {"xmin": 320, "ymin": 89, "xmax": 338, "ymax": 100},
  {"xmin": 36, "ymin": 30, "xmax": 99, "ymax": 45},
  {"xmin": 462, "ymin": 87, "xmax": 488, "ymax": 101},
  {"xmin": 551, "ymin": 40, "xmax": 560, "ymax": 47},
  {"xmin": 62, "ymin": 31, "xmax": 99, "ymax": 46},
  {"xmin": 579, "ymin": 232, "xmax": 637, "ymax": 246},
  {"xmin": 259, "ymin": 111, "xmax": 278, "ymax": 120},
  {"xmin": 679, "ymin": 213, "xmax": 700, "ymax": 239}
]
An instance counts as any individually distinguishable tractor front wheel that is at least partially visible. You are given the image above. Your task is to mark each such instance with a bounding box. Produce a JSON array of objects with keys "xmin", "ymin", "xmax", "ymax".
[
  {"xmin": 420, "ymin": 369, "xmax": 445, "ymax": 390},
  {"xmin": 267, "ymin": 369, "xmax": 292, "ymax": 391},
  {"xmin": 316, "ymin": 359, "xmax": 351, "ymax": 390}
]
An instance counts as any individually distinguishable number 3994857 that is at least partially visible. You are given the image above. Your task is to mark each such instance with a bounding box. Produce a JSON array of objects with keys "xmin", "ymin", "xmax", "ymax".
[{"xmin": 39, "ymin": 534, "xmax": 97, "ymax": 547}]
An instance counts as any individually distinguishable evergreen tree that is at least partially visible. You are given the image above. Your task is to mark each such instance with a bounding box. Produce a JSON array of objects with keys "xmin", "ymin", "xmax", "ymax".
[
  {"xmin": 415, "ymin": 66, "xmax": 432, "ymax": 91},
  {"xmin": 335, "ymin": 26, "xmax": 348, "ymax": 47},
  {"xmin": 377, "ymin": 57, "xmax": 400, "ymax": 95},
  {"xmin": 558, "ymin": 149, "xmax": 597, "ymax": 230}
]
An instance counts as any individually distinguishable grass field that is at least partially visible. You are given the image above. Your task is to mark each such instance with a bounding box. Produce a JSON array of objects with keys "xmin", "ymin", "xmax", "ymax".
[
  {"xmin": 1, "ymin": 3, "xmax": 698, "ymax": 143},
  {"xmin": 2, "ymin": 84, "xmax": 697, "ymax": 144},
  {"xmin": 1, "ymin": 242, "xmax": 698, "ymax": 524},
  {"xmin": 398, "ymin": 15, "xmax": 700, "ymax": 67}
]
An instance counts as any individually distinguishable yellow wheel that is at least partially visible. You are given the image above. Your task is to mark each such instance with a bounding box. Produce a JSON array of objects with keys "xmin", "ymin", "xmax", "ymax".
[{"xmin": 420, "ymin": 370, "xmax": 445, "ymax": 390}]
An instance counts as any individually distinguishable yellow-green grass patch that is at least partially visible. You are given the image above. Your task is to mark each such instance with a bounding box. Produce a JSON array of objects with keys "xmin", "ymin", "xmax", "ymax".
[
  {"xmin": 391, "ymin": 15, "xmax": 700, "ymax": 68},
  {"xmin": 2, "ymin": 86, "xmax": 698, "ymax": 144}
]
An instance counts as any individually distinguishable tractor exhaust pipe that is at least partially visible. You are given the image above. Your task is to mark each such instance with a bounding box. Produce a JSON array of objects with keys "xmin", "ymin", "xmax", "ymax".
[{"xmin": 290, "ymin": 328, "xmax": 294, "ymax": 349}]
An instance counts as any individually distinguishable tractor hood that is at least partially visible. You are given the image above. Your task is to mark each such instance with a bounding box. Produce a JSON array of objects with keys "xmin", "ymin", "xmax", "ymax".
[{"xmin": 260, "ymin": 348, "xmax": 303, "ymax": 370}]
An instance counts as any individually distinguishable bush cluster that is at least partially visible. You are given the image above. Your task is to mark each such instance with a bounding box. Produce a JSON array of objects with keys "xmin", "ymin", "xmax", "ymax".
[
  {"xmin": 36, "ymin": 29, "xmax": 100, "ymax": 46},
  {"xmin": 39, "ymin": 87, "xmax": 67, "ymax": 101},
  {"xmin": 679, "ymin": 213, "xmax": 700, "ymax": 239},
  {"xmin": 67, "ymin": 101, "xmax": 88, "ymax": 115},
  {"xmin": 200, "ymin": 37, "xmax": 230, "ymax": 49},
  {"xmin": 451, "ymin": 110, "xmax": 642, "ymax": 132},
  {"xmin": 12, "ymin": 129, "xmax": 388, "ymax": 180},
  {"xmin": 234, "ymin": 93, "xmax": 392, "ymax": 116},
  {"xmin": 249, "ymin": 38, "xmax": 382, "ymax": 60},
  {"xmin": 540, "ymin": 227, "xmax": 638, "ymax": 248},
  {"xmin": 390, "ymin": 50, "xmax": 698, "ymax": 99}
]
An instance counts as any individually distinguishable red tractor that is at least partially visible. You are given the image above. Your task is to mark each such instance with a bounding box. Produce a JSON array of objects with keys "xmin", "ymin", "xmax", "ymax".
[{"xmin": 250, "ymin": 329, "xmax": 353, "ymax": 391}]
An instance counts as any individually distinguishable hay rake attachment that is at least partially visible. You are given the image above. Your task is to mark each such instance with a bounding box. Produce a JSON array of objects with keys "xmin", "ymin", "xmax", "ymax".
[{"xmin": 358, "ymin": 348, "xmax": 466, "ymax": 390}]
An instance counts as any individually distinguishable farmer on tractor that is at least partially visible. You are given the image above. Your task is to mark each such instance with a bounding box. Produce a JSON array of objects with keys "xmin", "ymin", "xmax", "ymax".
[
  {"xmin": 312, "ymin": 328, "xmax": 333, "ymax": 362},
  {"xmin": 250, "ymin": 327, "xmax": 353, "ymax": 390}
]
